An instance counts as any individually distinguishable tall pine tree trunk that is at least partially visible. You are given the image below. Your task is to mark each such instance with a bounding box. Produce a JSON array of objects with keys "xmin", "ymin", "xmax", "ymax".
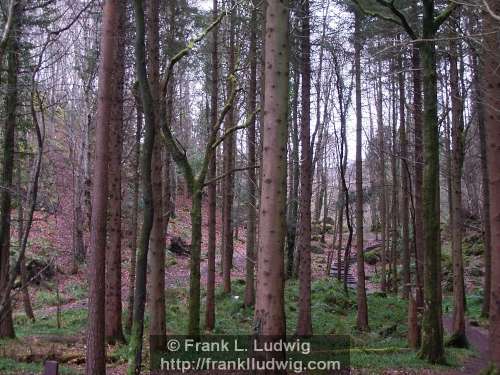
[
  {"xmin": 418, "ymin": 1, "xmax": 444, "ymax": 362},
  {"xmin": 222, "ymin": 1, "xmax": 236, "ymax": 294},
  {"xmin": 244, "ymin": 0, "xmax": 257, "ymax": 307},
  {"xmin": 376, "ymin": 66, "xmax": 387, "ymax": 292},
  {"xmin": 205, "ymin": 0, "xmax": 219, "ymax": 329},
  {"xmin": 398, "ymin": 50, "xmax": 410, "ymax": 300},
  {"xmin": 447, "ymin": 34, "xmax": 467, "ymax": 348},
  {"xmin": 86, "ymin": 1, "xmax": 122, "ymax": 372},
  {"xmin": 296, "ymin": 0, "xmax": 312, "ymax": 336},
  {"xmin": 412, "ymin": 43, "xmax": 424, "ymax": 309},
  {"xmin": 469, "ymin": 28, "xmax": 492, "ymax": 318},
  {"xmin": 105, "ymin": 3, "xmax": 125, "ymax": 345},
  {"xmin": 390, "ymin": 67, "xmax": 399, "ymax": 294},
  {"xmin": 254, "ymin": 0, "xmax": 288, "ymax": 344},
  {"xmin": 147, "ymin": 0, "xmax": 166, "ymax": 356}
]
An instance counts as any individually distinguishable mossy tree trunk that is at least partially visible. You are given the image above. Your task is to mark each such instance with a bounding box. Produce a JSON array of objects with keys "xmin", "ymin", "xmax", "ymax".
[
  {"xmin": 418, "ymin": 5, "xmax": 444, "ymax": 362},
  {"xmin": 129, "ymin": 0, "xmax": 156, "ymax": 372},
  {"xmin": 205, "ymin": 0, "xmax": 219, "ymax": 329},
  {"xmin": 0, "ymin": 9, "xmax": 19, "ymax": 337}
]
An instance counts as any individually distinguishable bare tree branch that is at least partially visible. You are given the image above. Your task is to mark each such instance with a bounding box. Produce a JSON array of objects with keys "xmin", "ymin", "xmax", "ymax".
[{"xmin": 484, "ymin": 0, "xmax": 500, "ymax": 21}]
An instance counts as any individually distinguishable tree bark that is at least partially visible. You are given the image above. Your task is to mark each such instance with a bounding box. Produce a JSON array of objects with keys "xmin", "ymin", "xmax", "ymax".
[
  {"xmin": 0, "ymin": 4, "xmax": 18, "ymax": 337},
  {"xmin": 475, "ymin": 53, "xmax": 491, "ymax": 319},
  {"xmin": 147, "ymin": 0, "xmax": 166, "ymax": 357},
  {"xmin": 398, "ymin": 50, "xmax": 410, "ymax": 300},
  {"xmin": 126, "ymin": 105, "xmax": 141, "ymax": 333},
  {"xmin": 287, "ymin": 67, "xmax": 299, "ymax": 278},
  {"xmin": 376, "ymin": 63, "xmax": 387, "ymax": 293},
  {"xmin": 86, "ymin": 1, "xmax": 122, "ymax": 373},
  {"xmin": 296, "ymin": 0, "xmax": 312, "ymax": 336},
  {"xmin": 254, "ymin": 0, "xmax": 288, "ymax": 349},
  {"xmin": 418, "ymin": 1, "xmax": 444, "ymax": 362},
  {"xmin": 17, "ymin": 133, "xmax": 35, "ymax": 321},
  {"xmin": 390, "ymin": 66, "xmax": 399, "ymax": 294},
  {"xmin": 222, "ymin": 0, "xmax": 236, "ymax": 294},
  {"xmin": 412, "ymin": 43, "xmax": 424, "ymax": 309},
  {"xmin": 205, "ymin": 0, "xmax": 219, "ymax": 329},
  {"xmin": 128, "ymin": 0, "xmax": 157, "ymax": 372},
  {"xmin": 105, "ymin": 3, "xmax": 125, "ymax": 345},
  {"xmin": 244, "ymin": 0, "xmax": 257, "ymax": 307},
  {"xmin": 447, "ymin": 34, "xmax": 467, "ymax": 348}
]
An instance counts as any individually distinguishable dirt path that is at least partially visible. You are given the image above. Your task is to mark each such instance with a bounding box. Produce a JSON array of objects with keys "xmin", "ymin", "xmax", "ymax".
[{"xmin": 443, "ymin": 316, "xmax": 489, "ymax": 374}]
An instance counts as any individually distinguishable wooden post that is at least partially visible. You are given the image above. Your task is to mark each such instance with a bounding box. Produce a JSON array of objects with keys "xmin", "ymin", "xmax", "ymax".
[{"xmin": 43, "ymin": 361, "xmax": 59, "ymax": 375}]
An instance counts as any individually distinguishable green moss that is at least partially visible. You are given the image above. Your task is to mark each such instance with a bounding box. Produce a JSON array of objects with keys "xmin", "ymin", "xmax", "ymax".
[{"xmin": 365, "ymin": 250, "xmax": 380, "ymax": 265}]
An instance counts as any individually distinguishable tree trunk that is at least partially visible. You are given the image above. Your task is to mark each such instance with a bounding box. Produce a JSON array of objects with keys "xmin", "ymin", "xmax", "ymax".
[
  {"xmin": 0, "ymin": 6, "xmax": 18, "ymax": 337},
  {"xmin": 376, "ymin": 64, "xmax": 387, "ymax": 293},
  {"xmin": 16, "ymin": 133, "xmax": 35, "ymax": 321},
  {"xmin": 418, "ymin": 2, "xmax": 444, "ymax": 362},
  {"xmin": 296, "ymin": 0, "xmax": 312, "ymax": 336},
  {"xmin": 128, "ymin": 0, "xmax": 157, "ymax": 372},
  {"xmin": 320, "ymin": 175, "xmax": 328, "ymax": 243},
  {"xmin": 188, "ymin": 187, "xmax": 203, "ymax": 336},
  {"xmin": 483, "ymin": 3, "xmax": 500, "ymax": 367},
  {"xmin": 205, "ymin": 0, "xmax": 219, "ymax": 329},
  {"xmin": 222, "ymin": 0, "xmax": 236, "ymax": 294},
  {"xmin": 354, "ymin": 10, "xmax": 369, "ymax": 331},
  {"xmin": 287, "ymin": 67, "xmax": 299, "ymax": 278},
  {"xmin": 412, "ymin": 43, "xmax": 424, "ymax": 309},
  {"xmin": 398, "ymin": 50, "xmax": 410, "ymax": 300},
  {"xmin": 147, "ymin": 0, "xmax": 166, "ymax": 357},
  {"xmin": 390, "ymin": 67, "xmax": 399, "ymax": 294},
  {"xmin": 470, "ymin": 30, "xmax": 491, "ymax": 319},
  {"xmin": 254, "ymin": 0, "xmax": 288, "ymax": 347},
  {"xmin": 105, "ymin": 3, "xmax": 125, "ymax": 345},
  {"xmin": 86, "ymin": 1, "xmax": 122, "ymax": 373},
  {"xmin": 244, "ymin": 0, "xmax": 257, "ymax": 307},
  {"xmin": 447, "ymin": 34, "xmax": 467, "ymax": 348},
  {"xmin": 336, "ymin": 192, "xmax": 344, "ymax": 281},
  {"xmin": 126, "ymin": 105, "xmax": 141, "ymax": 333}
]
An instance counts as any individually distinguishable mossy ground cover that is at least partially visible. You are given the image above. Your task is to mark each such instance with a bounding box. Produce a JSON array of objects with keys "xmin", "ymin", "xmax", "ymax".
[
  {"xmin": 2, "ymin": 277, "xmax": 473, "ymax": 374},
  {"xmin": 164, "ymin": 277, "xmax": 472, "ymax": 373}
]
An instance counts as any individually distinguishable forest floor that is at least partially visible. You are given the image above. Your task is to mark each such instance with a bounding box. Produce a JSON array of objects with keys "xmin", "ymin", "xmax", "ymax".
[
  {"xmin": 0, "ymin": 181, "xmax": 490, "ymax": 374},
  {"xmin": 442, "ymin": 316, "xmax": 489, "ymax": 374}
]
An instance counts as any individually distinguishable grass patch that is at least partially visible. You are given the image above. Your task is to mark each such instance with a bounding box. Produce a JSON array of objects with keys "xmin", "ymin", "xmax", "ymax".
[
  {"xmin": 162, "ymin": 277, "xmax": 473, "ymax": 372},
  {"xmin": 14, "ymin": 308, "xmax": 87, "ymax": 337},
  {"xmin": 64, "ymin": 283, "xmax": 88, "ymax": 300},
  {"xmin": 0, "ymin": 356, "xmax": 79, "ymax": 375}
]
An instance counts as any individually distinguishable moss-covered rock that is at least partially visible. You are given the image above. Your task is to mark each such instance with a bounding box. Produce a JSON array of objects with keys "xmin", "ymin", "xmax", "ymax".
[{"xmin": 364, "ymin": 250, "xmax": 380, "ymax": 265}]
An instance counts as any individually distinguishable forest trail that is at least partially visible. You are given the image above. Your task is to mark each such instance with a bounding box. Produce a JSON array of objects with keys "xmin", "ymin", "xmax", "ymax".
[{"xmin": 442, "ymin": 316, "xmax": 489, "ymax": 374}]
